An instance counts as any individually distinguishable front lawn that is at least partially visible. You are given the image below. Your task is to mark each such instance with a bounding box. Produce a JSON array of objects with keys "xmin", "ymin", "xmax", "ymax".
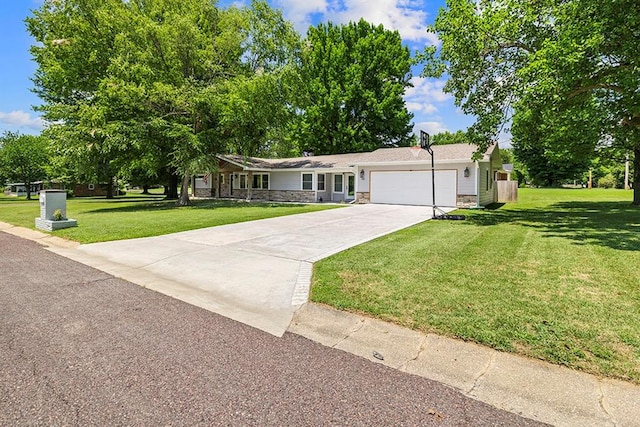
[
  {"xmin": 312, "ymin": 188, "xmax": 640, "ymax": 383},
  {"xmin": 0, "ymin": 192, "xmax": 340, "ymax": 243}
]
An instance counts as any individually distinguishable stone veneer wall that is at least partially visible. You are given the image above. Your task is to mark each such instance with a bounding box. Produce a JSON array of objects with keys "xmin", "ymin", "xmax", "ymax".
[
  {"xmin": 457, "ymin": 195, "xmax": 477, "ymax": 208},
  {"xmin": 194, "ymin": 188, "xmax": 212, "ymax": 198},
  {"xmin": 356, "ymin": 192, "xmax": 370, "ymax": 203},
  {"xmin": 230, "ymin": 189, "xmax": 315, "ymax": 203}
]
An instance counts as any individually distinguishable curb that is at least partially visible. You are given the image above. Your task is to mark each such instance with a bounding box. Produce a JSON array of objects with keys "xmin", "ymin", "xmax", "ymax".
[
  {"xmin": 288, "ymin": 302, "xmax": 640, "ymax": 427},
  {"xmin": 0, "ymin": 221, "xmax": 79, "ymax": 249}
]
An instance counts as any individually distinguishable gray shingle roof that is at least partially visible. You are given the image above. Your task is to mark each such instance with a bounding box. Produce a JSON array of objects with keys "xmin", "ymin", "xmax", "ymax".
[{"xmin": 220, "ymin": 143, "xmax": 495, "ymax": 170}]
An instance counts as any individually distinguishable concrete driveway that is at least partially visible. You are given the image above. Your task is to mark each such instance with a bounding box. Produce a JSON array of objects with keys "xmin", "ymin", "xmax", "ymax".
[{"xmin": 51, "ymin": 204, "xmax": 441, "ymax": 336}]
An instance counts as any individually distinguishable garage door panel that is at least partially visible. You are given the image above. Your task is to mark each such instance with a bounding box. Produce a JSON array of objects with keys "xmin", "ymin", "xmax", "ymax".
[{"xmin": 370, "ymin": 170, "xmax": 457, "ymax": 207}]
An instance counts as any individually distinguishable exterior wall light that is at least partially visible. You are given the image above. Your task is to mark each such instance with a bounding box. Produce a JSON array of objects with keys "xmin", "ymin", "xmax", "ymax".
[
  {"xmin": 359, "ymin": 169, "xmax": 365, "ymax": 180},
  {"xmin": 464, "ymin": 167, "xmax": 470, "ymax": 178}
]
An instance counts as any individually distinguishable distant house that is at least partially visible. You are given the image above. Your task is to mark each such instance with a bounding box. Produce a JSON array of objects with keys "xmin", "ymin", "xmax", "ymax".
[
  {"xmin": 5, "ymin": 182, "xmax": 108, "ymax": 197},
  {"xmin": 5, "ymin": 182, "xmax": 44, "ymax": 196},
  {"xmin": 71, "ymin": 183, "xmax": 108, "ymax": 197},
  {"xmin": 194, "ymin": 143, "xmax": 507, "ymax": 208}
]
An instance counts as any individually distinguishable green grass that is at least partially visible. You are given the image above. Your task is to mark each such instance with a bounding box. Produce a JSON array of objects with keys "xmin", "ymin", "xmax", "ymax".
[
  {"xmin": 0, "ymin": 192, "xmax": 340, "ymax": 243},
  {"xmin": 312, "ymin": 188, "xmax": 640, "ymax": 383}
]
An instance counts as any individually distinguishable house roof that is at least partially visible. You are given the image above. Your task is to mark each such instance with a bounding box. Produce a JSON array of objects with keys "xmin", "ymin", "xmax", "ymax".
[{"xmin": 219, "ymin": 143, "xmax": 496, "ymax": 171}]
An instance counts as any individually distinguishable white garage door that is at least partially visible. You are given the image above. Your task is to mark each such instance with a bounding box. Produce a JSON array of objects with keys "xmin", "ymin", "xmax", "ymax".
[{"xmin": 370, "ymin": 170, "xmax": 457, "ymax": 207}]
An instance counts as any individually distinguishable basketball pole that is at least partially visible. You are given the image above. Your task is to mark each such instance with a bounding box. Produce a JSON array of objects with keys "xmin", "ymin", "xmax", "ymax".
[{"xmin": 420, "ymin": 131, "xmax": 436, "ymax": 219}]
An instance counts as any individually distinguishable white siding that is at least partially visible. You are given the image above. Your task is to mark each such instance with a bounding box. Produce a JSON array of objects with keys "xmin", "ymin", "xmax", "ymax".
[
  {"xmin": 478, "ymin": 147, "xmax": 503, "ymax": 206},
  {"xmin": 478, "ymin": 162, "xmax": 495, "ymax": 206}
]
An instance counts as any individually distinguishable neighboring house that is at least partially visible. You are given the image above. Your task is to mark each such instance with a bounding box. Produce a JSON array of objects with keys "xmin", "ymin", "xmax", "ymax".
[
  {"xmin": 194, "ymin": 143, "xmax": 506, "ymax": 208},
  {"xmin": 71, "ymin": 183, "xmax": 108, "ymax": 197},
  {"xmin": 5, "ymin": 182, "xmax": 109, "ymax": 197},
  {"xmin": 5, "ymin": 182, "xmax": 44, "ymax": 196}
]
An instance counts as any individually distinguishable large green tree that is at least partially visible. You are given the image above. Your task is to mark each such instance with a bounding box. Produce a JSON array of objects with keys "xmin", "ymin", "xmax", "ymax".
[
  {"xmin": 27, "ymin": 0, "xmax": 300, "ymax": 205},
  {"xmin": 295, "ymin": 19, "xmax": 415, "ymax": 155},
  {"xmin": 0, "ymin": 132, "xmax": 50, "ymax": 200},
  {"xmin": 431, "ymin": 130, "xmax": 467, "ymax": 145},
  {"xmin": 426, "ymin": 0, "xmax": 640, "ymax": 203}
]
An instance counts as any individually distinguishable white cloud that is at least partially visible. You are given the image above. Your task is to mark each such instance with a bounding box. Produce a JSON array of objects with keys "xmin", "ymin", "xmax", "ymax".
[
  {"xmin": 275, "ymin": 0, "xmax": 437, "ymax": 43},
  {"xmin": 0, "ymin": 111, "xmax": 45, "ymax": 131},
  {"xmin": 275, "ymin": 0, "xmax": 329, "ymax": 34},
  {"xmin": 406, "ymin": 101, "xmax": 437, "ymax": 114},
  {"xmin": 405, "ymin": 76, "xmax": 451, "ymax": 103},
  {"xmin": 413, "ymin": 120, "xmax": 448, "ymax": 136}
]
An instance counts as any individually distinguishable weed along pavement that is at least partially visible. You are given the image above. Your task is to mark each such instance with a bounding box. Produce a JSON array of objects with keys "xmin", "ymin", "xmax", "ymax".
[
  {"xmin": 0, "ymin": 232, "xmax": 545, "ymax": 426},
  {"xmin": 47, "ymin": 204, "xmax": 442, "ymax": 336}
]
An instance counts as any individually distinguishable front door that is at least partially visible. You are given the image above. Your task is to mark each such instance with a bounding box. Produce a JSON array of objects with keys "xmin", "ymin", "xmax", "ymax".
[{"xmin": 347, "ymin": 174, "xmax": 355, "ymax": 200}]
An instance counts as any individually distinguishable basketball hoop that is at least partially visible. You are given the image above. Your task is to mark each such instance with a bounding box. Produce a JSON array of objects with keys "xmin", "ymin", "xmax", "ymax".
[{"xmin": 410, "ymin": 145, "xmax": 422, "ymax": 158}]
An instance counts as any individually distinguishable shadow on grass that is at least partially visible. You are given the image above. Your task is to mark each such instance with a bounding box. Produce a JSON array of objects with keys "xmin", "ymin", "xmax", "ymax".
[
  {"xmin": 83, "ymin": 198, "xmax": 308, "ymax": 214},
  {"xmin": 466, "ymin": 201, "xmax": 640, "ymax": 251},
  {"xmin": 0, "ymin": 197, "xmax": 40, "ymax": 204}
]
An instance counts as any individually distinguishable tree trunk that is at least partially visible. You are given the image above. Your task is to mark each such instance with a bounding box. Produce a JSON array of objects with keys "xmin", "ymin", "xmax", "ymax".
[
  {"xmin": 106, "ymin": 177, "xmax": 114, "ymax": 199},
  {"xmin": 633, "ymin": 144, "xmax": 640, "ymax": 205},
  {"xmin": 177, "ymin": 174, "xmax": 191, "ymax": 206},
  {"xmin": 166, "ymin": 173, "xmax": 179, "ymax": 199},
  {"xmin": 25, "ymin": 181, "xmax": 32, "ymax": 200},
  {"xmin": 142, "ymin": 184, "xmax": 150, "ymax": 195}
]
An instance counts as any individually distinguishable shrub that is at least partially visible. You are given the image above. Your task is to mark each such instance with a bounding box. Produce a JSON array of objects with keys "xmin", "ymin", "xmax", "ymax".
[
  {"xmin": 597, "ymin": 173, "xmax": 616, "ymax": 189},
  {"xmin": 53, "ymin": 209, "xmax": 65, "ymax": 221}
]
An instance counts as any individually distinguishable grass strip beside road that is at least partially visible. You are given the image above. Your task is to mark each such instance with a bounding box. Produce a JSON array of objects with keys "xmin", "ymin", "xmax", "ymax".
[
  {"xmin": 312, "ymin": 188, "xmax": 640, "ymax": 383},
  {"xmin": 0, "ymin": 193, "xmax": 340, "ymax": 243}
]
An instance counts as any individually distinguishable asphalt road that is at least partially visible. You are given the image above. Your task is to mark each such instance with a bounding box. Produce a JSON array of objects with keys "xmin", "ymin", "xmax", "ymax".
[{"xmin": 0, "ymin": 232, "xmax": 547, "ymax": 426}]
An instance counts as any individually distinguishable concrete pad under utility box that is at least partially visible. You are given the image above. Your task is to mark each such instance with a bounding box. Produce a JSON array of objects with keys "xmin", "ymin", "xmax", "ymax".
[{"xmin": 35, "ymin": 218, "xmax": 78, "ymax": 231}]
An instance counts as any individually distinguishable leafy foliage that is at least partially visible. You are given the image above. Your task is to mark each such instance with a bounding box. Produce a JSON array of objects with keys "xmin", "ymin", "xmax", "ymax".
[
  {"xmin": 0, "ymin": 132, "xmax": 50, "ymax": 199},
  {"xmin": 295, "ymin": 19, "xmax": 415, "ymax": 155},
  {"xmin": 431, "ymin": 130, "xmax": 467, "ymax": 145},
  {"xmin": 427, "ymin": 0, "xmax": 640, "ymax": 202},
  {"xmin": 27, "ymin": 0, "xmax": 300, "ymax": 205}
]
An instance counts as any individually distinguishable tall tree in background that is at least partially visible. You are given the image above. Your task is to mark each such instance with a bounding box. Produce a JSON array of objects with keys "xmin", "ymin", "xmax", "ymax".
[
  {"xmin": 431, "ymin": 130, "xmax": 467, "ymax": 145},
  {"xmin": 426, "ymin": 0, "xmax": 640, "ymax": 203},
  {"xmin": 27, "ymin": 0, "xmax": 126, "ymax": 198},
  {"xmin": 0, "ymin": 132, "xmax": 50, "ymax": 200},
  {"xmin": 295, "ymin": 19, "xmax": 414, "ymax": 155}
]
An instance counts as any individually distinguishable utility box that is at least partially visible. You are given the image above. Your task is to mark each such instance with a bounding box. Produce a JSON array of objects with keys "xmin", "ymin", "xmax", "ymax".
[{"xmin": 35, "ymin": 190, "xmax": 78, "ymax": 231}]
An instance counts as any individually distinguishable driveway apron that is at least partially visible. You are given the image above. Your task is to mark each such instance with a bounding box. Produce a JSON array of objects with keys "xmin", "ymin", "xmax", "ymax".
[{"xmin": 50, "ymin": 204, "xmax": 439, "ymax": 336}]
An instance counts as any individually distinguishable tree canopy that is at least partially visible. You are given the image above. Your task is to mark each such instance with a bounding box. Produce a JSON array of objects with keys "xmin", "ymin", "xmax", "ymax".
[
  {"xmin": 294, "ymin": 19, "xmax": 415, "ymax": 155},
  {"xmin": 427, "ymin": 0, "xmax": 640, "ymax": 203},
  {"xmin": 431, "ymin": 130, "xmax": 467, "ymax": 145},
  {"xmin": 27, "ymin": 0, "xmax": 300, "ymax": 204},
  {"xmin": 0, "ymin": 132, "xmax": 50, "ymax": 200}
]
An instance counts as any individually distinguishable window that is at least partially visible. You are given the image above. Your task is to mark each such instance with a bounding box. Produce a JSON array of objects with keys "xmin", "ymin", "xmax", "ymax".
[
  {"xmin": 317, "ymin": 174, "xmax": 325, "ymax": 191},
  {"xmin": 333, "ymin": 174, "xmax": 343, "ymax": 193},
  {"xmin": 239, "ymin": 174, "xmax": 247, "ymax": 189},
  {"xmin": 302, "ymin": 173, "xmax": 313, "ymax": 190},
  {"xmin": 252, "ymin": 173, "xmax": 269, "ymax": 190}
]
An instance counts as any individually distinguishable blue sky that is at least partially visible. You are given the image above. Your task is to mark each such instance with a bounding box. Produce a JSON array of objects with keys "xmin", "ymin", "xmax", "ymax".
[{"xmin": 0, "ymin": 0, "xmax": 477, "ymax": 140}]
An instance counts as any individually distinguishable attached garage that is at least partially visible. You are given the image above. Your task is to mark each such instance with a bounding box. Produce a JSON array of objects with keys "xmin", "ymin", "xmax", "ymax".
[{"xmin": 370, "ymin": 170, "xmax": 458, "ymax": 207}]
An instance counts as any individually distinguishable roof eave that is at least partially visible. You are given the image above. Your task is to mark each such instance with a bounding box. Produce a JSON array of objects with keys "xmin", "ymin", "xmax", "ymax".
[{"xmin": 356, "ymin": 159, "xmax": 480, "ymax": 167}]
